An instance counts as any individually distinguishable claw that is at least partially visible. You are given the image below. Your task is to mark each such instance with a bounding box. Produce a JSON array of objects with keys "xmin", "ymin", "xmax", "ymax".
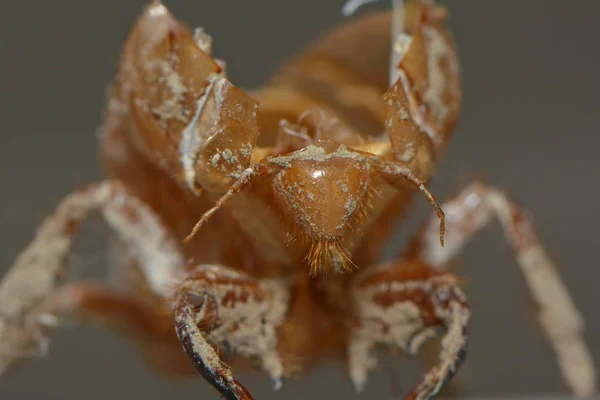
[
  {"xmin": 175, "ymin": 295, "xmax": 252, "ymax": 400},
  {"xmin": 406, "ymin": 326, "xmax": 442, "ymax": 356},
  {"xmin": 408, "ymin": 299, "xmax": 469, "ymax": 400},
  {"xmin": 173, "ymin": 266, "xmax": 289, "ymax": 399},
  {"xmin": 349, "ymin": 261, "xmax": 470, "ymax": 399}
]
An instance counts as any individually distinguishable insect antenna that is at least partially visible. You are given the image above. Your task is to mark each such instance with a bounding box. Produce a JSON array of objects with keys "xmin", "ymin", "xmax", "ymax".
[
  {"xmin": 375, "ymin": 159, "xmax": 446, "ymax": 246},
  {"xmin": 184, "ymin": 164, "xmax": 276, "ymax": 243}
]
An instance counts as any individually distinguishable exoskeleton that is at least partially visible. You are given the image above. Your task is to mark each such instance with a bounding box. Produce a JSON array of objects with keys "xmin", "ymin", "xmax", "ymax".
[{"xmin": 0, "ymin": 1, "xmax": 596, "ymax": 399}]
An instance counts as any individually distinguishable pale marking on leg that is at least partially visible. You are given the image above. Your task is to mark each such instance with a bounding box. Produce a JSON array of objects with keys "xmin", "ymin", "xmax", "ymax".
[
  {"xmin": 348, "ymin": 274, "xmax": 467, "ymax": 394},
  {"xmin": 101, "ymin": 189, "xmax": 187, "ymax": 296},
  {"xmin": 258, "ymin": 277, "xmax": 290, "ymax": 390},
  {"xmin": 406, "ymin": 326, "xmax": 441, "ymax": 355},
  {"xmin": 421, "ymin": 185, "xmax": 491, "ymax": 267},
  {"xmin": 177, "ymin": 265, "xmax": 289, "ymax": 389},
  {"xmin": 417, "ymin": 182, "xmax": 597, "ymax": 397},
  {"xmin": 174, "ymin": 295, "xmax": 242, "ymax": 399},
  {"xmin": 349, "ymin": 299, "xmax": 423, "ymax": 392},
  {"xmin": 0, "ymin": 181, "xmax": 187, "ymax": 374},
  {"xmin": 413, "ymin": 300, "xmax": 469, "ymax": 400},
  {"xmin": 175, "ymin": 299, "xmax": 224, "ymax": 373},
  {"xmin": 348, "ymin": 331, "xmax": 378, "ymax": 392}
]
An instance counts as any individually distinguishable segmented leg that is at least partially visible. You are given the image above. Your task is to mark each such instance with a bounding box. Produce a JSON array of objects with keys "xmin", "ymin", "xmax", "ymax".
[
  {"xmin": 349, "ymin": 260, "xmax": 470, "ymax": 400},
  {"xmin": 407, "ymin": 181, "xmax": 597, "ymax": 397},
  {"xmin": 173, "ymin": 265, "xmax": 290, "ymax": 400},
  {"xmin": 113, "ymin": 2, "xmax": 261, "ymax": 196},
  {"xmin": 0, "ymin": 180, "xmax": 187, "ymax": 374}
]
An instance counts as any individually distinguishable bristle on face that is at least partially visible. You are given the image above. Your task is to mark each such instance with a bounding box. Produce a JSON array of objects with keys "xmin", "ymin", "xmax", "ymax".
[{"xmin": 307, "ymin": 238, "xmax": 356, "ymax": 276}]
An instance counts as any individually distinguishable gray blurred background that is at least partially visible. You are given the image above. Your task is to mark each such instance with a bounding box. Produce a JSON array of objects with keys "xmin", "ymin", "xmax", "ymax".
[{"xmin": 1, "ymin": 0, "xmax": 599, "ymax": 399}]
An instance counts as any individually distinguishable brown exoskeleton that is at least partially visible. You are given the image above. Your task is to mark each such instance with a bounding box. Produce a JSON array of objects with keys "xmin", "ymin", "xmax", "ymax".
[{"xmin": 0, "ymin": 0, "xmax": 596, "ymax": 399}]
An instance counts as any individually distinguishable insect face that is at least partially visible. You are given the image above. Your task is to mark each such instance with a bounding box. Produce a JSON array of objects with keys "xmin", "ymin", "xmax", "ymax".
[
  {"xmin": 0, "ymin": 2, "xmax": 595, "ymax": 399},
  {"xmin": 269, "ymin": 139, "xmax": 373, "ymax": 273}
]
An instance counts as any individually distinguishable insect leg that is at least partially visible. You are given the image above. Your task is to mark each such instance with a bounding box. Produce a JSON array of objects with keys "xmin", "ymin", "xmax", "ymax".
[
  {"xmin": 110, "ymin": 2, "xmax": 262, "ymax": 195},
  {"xmin": 0, "ymin": 180, "xmax": 187, "ymax": 374},
  {"xmin": 406, "ymin": 181, "xmax": 597, "ymax": 397},
  {"xmin": 349, "ymin": 260, "xmax": 470, "ymax": 399},
  {"xmin": 173, "ymin": 265, "xmax": 290, "ymax": 399},
  {"xmin": 383, "ymin": 0, "xmax": 461, "ymax": 180}
]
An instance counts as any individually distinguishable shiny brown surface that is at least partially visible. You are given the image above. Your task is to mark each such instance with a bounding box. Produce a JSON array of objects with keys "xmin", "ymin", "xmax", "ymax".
[
  {"xmin": 97, "ymin": 0, "xmax": 461, "ymax": 381},
  {"xmin": 1, "ymin": 0, "xmax": 600, "ymax": 398}
]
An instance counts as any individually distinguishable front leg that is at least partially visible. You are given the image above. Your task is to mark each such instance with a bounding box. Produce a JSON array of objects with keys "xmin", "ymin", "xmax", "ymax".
[
  {"xmin": 406, "ymin": 181, "xmax": 597, "ymax": 397},
  {"xmin": 349, "ymin": 260, "xmax": 470, "ymax": 400},
  {"xmin": 173, "ymin": 265, "xmax": 290, "ymax": 400}
]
